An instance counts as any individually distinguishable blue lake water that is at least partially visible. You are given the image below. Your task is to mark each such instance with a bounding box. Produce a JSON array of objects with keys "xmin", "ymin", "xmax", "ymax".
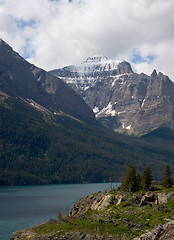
[{"xmin": 0, "ymin": 182, "xmax": 119, "ymax": 240}]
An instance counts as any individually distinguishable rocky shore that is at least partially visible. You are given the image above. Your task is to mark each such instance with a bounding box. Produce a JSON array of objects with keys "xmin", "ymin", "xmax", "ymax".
[{"xmin": 11, "ymin": 188, "xmax": 174, "ymax": 240}]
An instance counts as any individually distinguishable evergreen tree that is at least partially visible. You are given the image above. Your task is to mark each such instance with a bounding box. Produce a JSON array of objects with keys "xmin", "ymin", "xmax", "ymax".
[
  {"xmin": 163, "ymin": 165, "xmax": 173, "ymax": 188},
  {"xmin": 121, "ymin": 162, "xmax": 138, "ymax": 192},
  {"xmin": 136, "ymin": 171, "xmax": 142, "ymax": 191},
  {"xmin": 141, "ymin": 166, "xmax": 153, "ymax": 191}
]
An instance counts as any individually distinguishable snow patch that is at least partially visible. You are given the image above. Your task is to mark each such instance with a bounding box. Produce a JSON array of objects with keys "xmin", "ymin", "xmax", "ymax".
[
  {"xmin": 111, "ymin": 75, "xmax": 125, "ymax": 87},
  {"xmin": 84, "ymin": 86, "xmax": 89, "ymax": 91},
  {"xmin": 100, "ymin": 102, "xmax": 113, "ymax": 114},
  {"xmin": 83, "ymin": 55, "xmax": 108, "ymax": 63},
  {"xmin": 141, "ymin": 99, "xmax": 146, "ymax": 108},
  {"xmin": 76, "ymin": 55, "xmax": 122, "ymax": 74},
  {"xmin": 110, "ymin": 110, "xmax": 116, "ymax": 116},
  {"xmin": 93, "ymin": 106, "xmax": 100, "ymax": 113},
  {"xmin": 126, "ymin": 125, "xmax": 131, "ymax": 130},
  {"xmin": 112, "ymin": 79, "xmax": 117, "ymax": 87},
  {"xmin": 118, "ymin": 111, "xmax": 125, "ymax": 115},
  {"xmin": 98, "ymin": 102, "xmax": 118, "ymax": 116}
]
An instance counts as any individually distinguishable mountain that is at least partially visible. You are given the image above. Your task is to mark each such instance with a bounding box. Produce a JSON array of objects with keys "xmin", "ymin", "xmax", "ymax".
[
  {"xmin": 0, "ymin": 40, "xmax": 174, "ymax": 185},
  {"xmin": 50, "ymin": 55, "xmax": 133, "ymax": 96},
  {"xmin": 0, "ymin": 39, "xmax": 94, "ymax": 122},
  {"xmin": 50, "ymin": 56, "xmax": 174, "ymax": 135}
]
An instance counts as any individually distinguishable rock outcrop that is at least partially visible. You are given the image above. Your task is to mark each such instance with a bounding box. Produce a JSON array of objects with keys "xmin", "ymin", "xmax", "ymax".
[
  {"xmin": 69, "ymin": 190, "xmax": 113, "ymax": 215},
  {"xmin": 138, "ymin": 220, "xmax": 174, "ymax": 240},
  {"xmin": 156, "ymin": 192, "xmax": 174, "ymax": 204}
]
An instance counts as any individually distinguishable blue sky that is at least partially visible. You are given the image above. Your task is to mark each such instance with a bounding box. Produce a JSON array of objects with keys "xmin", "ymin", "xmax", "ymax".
[
  {"xmin": 131, "ymin": 49, "xmax": 155, "ymax": 65},
  {"xmin": 14, "ymin": 19, "xmax": 36, "ymax": 30},
  {"xmin": 1, "ymin": 0, "xmax": 174, "ymax": 79}
]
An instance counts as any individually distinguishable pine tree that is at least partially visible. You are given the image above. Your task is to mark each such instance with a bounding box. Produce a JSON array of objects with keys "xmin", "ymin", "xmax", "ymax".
[
  {"xmin": 163, "ymin": 165, "xmax": 173, "ymax": 188},
  {"xmin": 136, "ymin": 171, "xmax": 142, "ymax": 191},
  {"xmin": 121, "ymin": 162, "xmax": 138, "ymax": 192},
  {"xmin": 141, "ymin": 166, "xmax": 153, "ymax": 191}
]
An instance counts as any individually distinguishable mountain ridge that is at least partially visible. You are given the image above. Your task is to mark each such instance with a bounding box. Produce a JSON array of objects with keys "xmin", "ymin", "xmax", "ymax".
[
  {"xmin": 0, "ymin": 38, "xmax": 95, "ymax": 122},
  {"xmin": 50, "ymin": 56, "xmax": 174, "ymax": 135}
]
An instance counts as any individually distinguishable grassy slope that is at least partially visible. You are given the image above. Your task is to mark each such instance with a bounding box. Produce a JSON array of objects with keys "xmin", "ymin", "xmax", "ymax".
[{"xmin": 0, "ymin": 97, "xmax": 174, "ymax": 185}]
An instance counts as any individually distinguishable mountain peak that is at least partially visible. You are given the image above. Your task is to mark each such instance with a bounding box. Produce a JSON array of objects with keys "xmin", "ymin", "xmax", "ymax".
[
  {"xmin": 0, "ymin": 38, "xmax": 5, "ymax": 44},
  {"xmin": 151, "ymin": 69, "xmax": 158, "ymax": 78},
  {"xmin": 0, "ymin": 39, "xmax": 12, "ymax": 49},
  {"xmin": 0, "ymin": 39, "xmax": 15, "ymax": 56},
  {"xmin": 82, "ymin": 55, "xmax": 122, "ymax": 68},
  {"xmin": 83, "ymin": 55, "xmax": 108, "ymax": 63}
]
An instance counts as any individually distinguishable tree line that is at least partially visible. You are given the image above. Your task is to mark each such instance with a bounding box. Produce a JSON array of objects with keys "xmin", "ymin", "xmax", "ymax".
[{"xmin": 121, "ymin": 163, "xmax": 173, "ymax": 192}]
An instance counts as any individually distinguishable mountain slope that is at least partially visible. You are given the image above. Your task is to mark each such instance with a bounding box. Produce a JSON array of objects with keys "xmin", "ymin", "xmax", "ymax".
[
  {"xmin": 0, "ymin": 39, "xmax": 94, "ymax": 122},
  {"xmin": 0, "ymin": 96, "xmax": 174, "ymax": 185},
  {"xmin": 50, "ymin": 56, "xmax": 174, "ymax": 135}
]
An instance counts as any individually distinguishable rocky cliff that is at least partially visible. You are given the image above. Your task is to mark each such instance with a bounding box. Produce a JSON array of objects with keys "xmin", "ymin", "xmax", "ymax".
[{"xmin": 50, "ymin": 56, "xmax": 174, "ymax": 135}]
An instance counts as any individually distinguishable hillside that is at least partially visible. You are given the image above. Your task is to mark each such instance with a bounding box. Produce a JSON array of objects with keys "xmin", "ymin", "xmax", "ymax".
[
  {"xmin": 0, "ymin": 96, "xmax": 174, "ymax": 185},
  {"xmin": 11, "ymin": 186, "xmax": 174, "ymax": 239}
]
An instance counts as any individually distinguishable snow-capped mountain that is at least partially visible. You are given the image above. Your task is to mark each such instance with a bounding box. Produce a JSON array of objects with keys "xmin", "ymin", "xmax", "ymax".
[
  {"xmin": 51, "ymin": 56, "xmax": 174, "ymax": 135},
  {"xmin": 50, "ymin": 55, "xmax": 133, "ymax": 95}
]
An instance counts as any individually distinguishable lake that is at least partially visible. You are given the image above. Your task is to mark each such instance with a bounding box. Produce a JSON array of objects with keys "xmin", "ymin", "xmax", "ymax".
[{"xmin": 0, "ymin": 182, "xmax": 119, "ymax": 240}]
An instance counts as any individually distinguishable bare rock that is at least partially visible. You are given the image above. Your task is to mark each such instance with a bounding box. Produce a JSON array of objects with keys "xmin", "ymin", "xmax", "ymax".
[
  {"xmin": 139, "ymin": 220, "xmax": 174, "ymax": 240},
  {"xmin": 156, "ymin": 192, "xmax": 174, "ymax": 205},
  {"xmin": 69, "ymin": 191, "xmax": 112, "ymax": 215},
  {"xmin": 91, "ymin": 194, "xmax": 112, "ymax": 210},
  {"xmin": 11, "ymin": 231, "xmax": 116, "ymax": 240},
  {"xmin": 116, "ymin": 194, "xmax": 125, "ymax": 205},
  {"xmin": 139, "ymin": 192, "xmax": 156, "ymax": 206}
]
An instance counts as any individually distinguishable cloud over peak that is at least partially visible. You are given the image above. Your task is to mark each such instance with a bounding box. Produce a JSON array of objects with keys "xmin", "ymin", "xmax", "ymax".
[{"xmin": 1, "ymin": 0, "xmax": 174, "ymax": 79}]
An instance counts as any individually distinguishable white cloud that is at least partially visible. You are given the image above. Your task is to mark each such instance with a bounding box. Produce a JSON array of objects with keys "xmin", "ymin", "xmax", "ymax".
[{"xmin": 0, "ymin": 0, "xmax": 174, "ymax": 80}]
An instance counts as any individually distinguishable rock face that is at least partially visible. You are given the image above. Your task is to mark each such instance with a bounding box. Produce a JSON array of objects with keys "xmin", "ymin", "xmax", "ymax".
[
  {"xmin": 156, "ymin": 192, "xmax": 174, "ymax": 204},
  {"xmin": 50, "ymin": 56, "xmax": 174, "ymax": 135},
  {"xmin": 0, "ymin": 39, "xmax": 95, "ymax": 122},
  {"xmin": 69, "ymin": 190, "xmax": 112, "ymax": 216},
  {"xmin": 139, "ymin": 220, "xmax": 174, "ymax": 240}
]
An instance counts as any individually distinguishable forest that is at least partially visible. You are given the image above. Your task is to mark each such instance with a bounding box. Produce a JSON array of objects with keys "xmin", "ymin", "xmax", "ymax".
[{"xmin": 0, "ymin": 97, "xmax": 174, "ymax": 185}]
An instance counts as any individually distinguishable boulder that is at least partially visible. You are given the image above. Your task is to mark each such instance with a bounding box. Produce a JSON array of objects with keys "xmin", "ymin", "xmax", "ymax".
[
  {"xmin": 139, "ymin": 192, "xmax": 156, "ymax": 206},
  {"xmin": 139, "ymin": 220, "xmax": 174, "ymax": 240},
  {"xmin": 156, "ymin": 193, "xmax": 174, "ymax": 205}
]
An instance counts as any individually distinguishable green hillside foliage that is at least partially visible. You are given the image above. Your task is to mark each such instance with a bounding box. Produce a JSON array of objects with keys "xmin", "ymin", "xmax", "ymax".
[{"xmin": 0, "ymin": 97, "xmax": 174, "ymax": 185}]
